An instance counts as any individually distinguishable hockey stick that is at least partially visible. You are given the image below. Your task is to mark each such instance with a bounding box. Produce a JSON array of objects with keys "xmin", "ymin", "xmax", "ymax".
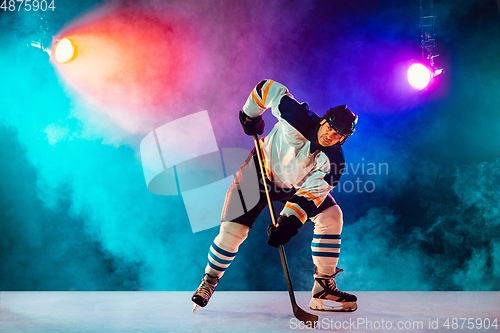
[{"xmin": 253, "ymin": 135, "xmax": 318, "ymax": 328}]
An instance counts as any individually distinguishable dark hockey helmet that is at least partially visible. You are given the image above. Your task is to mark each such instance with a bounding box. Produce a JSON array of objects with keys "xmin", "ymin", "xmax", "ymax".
[{"xmin": 321, "ymin": 105, "xmax": 358, "ymax": 144}]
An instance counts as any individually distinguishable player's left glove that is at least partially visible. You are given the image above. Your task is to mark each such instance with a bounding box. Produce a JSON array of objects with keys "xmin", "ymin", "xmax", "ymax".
[
  {"xmin": 239, "ymin": 110, "xmax": 265, "ymax": 136},
  {"xmin": 267, "ymin": 215, "xmax": 303, "ymax": 247}
]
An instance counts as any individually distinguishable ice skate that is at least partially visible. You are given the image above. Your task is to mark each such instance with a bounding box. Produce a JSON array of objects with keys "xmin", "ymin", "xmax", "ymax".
[
  {"xmin": 192, "ymin": 273, "xmax": 219, "ymax": 313},
  {"xmin": 309, "ymin": 268, "xmax": 357, "ymax": 312}
]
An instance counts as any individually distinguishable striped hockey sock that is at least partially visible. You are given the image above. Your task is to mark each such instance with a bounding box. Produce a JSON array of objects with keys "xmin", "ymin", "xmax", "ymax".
[
  {"xmin": 203, "ymin": 222, "xmax": 248, "ymax": 279},
  {"xmin": 311, "ymin": 233, "xmax": 341, "ymax": 276},
  {"xmin": 205, "ymin": 241, "xmax": 237, "ymax": 277}
]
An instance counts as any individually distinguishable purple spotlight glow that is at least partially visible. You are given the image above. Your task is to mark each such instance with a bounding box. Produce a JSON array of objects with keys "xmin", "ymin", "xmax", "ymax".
[{"xmin": 407, "ymin": 63, "xmax": 432, "ymax": 90}]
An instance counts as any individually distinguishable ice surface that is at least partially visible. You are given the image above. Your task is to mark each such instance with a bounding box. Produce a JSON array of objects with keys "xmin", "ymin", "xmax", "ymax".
[{"xmin": 1, "ymin": 291, "xmax": 499, "ymax": 332}]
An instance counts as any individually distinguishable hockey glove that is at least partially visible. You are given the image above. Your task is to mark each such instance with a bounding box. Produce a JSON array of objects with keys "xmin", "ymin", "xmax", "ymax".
[
  {"xmin": 267, "ymin": 215, "xmax": 303, "ymax": 248},
  {"xmin": 239, "ymin": 110, "xmax": 265, "ymax": 136}
]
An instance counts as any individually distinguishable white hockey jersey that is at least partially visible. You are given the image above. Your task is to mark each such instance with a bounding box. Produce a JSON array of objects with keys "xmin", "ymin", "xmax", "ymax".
[{"xmin": 242, "ymin": 80, "xmax": 345, "ymax": 223}]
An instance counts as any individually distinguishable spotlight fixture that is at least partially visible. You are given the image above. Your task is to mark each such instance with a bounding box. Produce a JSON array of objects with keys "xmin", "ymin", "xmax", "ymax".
[
  {"xmin": 408, "ymin": 0, "xmax": 444, "ymax": 90},
  {"xmin": 29, "ymin": 41, "xmax": 52, "ymax": 56},
  {"xmin": 28, "ymin": 14, "xmax": 52, "ymax": 57},
  {"xmin": 54, "ymin": 38, "xmax": 78, "ymax": 64}
]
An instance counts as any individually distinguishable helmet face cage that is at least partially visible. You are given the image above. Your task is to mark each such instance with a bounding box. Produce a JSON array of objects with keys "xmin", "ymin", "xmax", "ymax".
[{"xmin": 323, "ymin": 105, "xmax": 358, "ymax": 145}]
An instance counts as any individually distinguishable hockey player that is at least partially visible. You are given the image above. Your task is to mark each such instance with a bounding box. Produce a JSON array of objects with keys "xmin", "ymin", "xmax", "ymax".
[{"xmin": 192, "ymin": 79, "xmax": 358, "ymax": 312}]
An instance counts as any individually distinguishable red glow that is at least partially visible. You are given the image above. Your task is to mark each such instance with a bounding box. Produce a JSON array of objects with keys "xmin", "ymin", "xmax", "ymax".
[{"xmin": 53, "ymin": 3, "xmax": 205, "ymax": 118}]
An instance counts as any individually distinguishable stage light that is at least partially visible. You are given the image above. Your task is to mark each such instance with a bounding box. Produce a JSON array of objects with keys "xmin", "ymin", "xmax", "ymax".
[
  {"xmin": 29, "ymin": 41, "xmax": 51, "ymax": 56},
  {"xmin": 27, "ymin": 14, "xmax": 52, "ymax": 58},
  {"xmin": 55, "ymin": 38, "xmax": 77, "ymax": 64},
  {"xmin": 407, "ymin": 0, "xmax": 444, "ymax": 91},
  {"xmin": 407, "ymin": 63, "xmax": 432, "ymax": 90}
]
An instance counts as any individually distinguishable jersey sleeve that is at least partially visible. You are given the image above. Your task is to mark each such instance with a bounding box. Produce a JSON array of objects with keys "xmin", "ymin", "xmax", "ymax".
[
  {"xmin": 323, "ymin": 146, "xmax": 346, "ymax": 188},
  {"xmin": 242, "ymin": 80, "xmax": 293, "ymax": 118}
]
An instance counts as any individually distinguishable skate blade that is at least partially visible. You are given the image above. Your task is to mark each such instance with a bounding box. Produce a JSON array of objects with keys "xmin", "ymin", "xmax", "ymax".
[
  {"xmin": 192, "ymin": 303, "xmax": 201, "ymax": 313},
  {"xmin": 309, "ymin": 298, "xmax": 358, "ymax": 312}
]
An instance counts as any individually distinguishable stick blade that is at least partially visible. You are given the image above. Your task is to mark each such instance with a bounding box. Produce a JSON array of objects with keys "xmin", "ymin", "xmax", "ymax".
[{"xmin": 293, "ymin": 306, "xmax": 318, "ymax": 328}]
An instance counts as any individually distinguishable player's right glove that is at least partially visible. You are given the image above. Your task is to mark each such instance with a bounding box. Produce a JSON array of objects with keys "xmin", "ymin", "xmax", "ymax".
[
  {"xmin": 267, "ymin": 215, "xmax": 303, "ymax": 247},
  {"xmin": 239, "ymin": 110, "xmax": 265, "ymax": 136}
]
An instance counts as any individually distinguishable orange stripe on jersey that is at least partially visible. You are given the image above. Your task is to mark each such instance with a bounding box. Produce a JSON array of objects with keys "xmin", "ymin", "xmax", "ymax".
[
  {"xmin": 297, "ymin": 190, "xmax": 323, "ymax": 207},
  {"xmin": 259, "ymin": 138, "xmax": 272, "ymax": 180},
  {"xmin": 251, "ymin": 90, "xmax": 265, "ymax": 109},
  {"xmin": 284, "ymin": 203, "xmax": 307, "ymax": 223},
  {"xmin": 261, "ymin": 80, "xmax": 274, "ymax": 106}
]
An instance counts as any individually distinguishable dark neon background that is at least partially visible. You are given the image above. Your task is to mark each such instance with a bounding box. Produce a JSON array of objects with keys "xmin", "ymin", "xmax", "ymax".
[{"xmin": 0, "ymin": 0, "xmax": 499, "ymax": 291}]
